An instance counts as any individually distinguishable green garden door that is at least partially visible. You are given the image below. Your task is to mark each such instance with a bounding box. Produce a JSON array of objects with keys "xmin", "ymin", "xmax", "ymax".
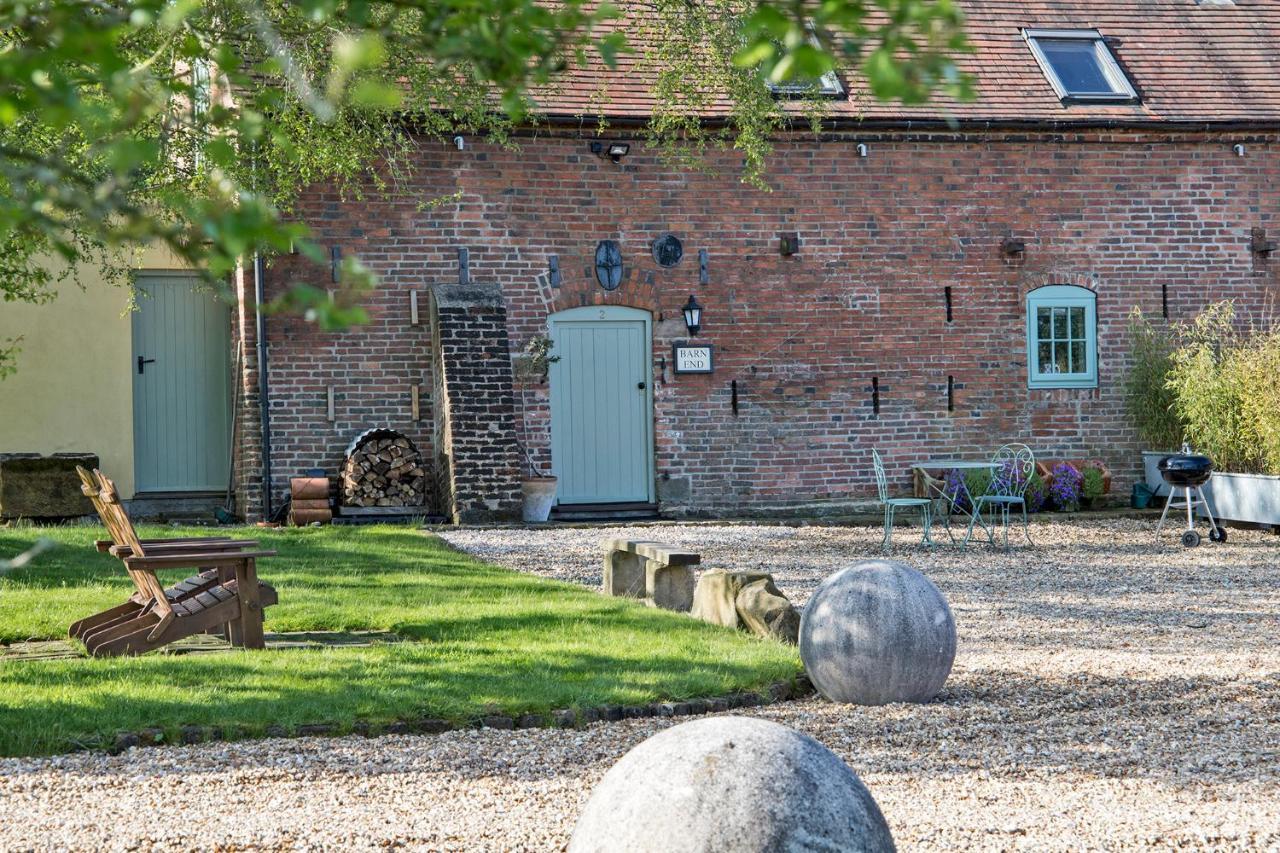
[
  {"xmin": 549, "ymin": 307, "xmax": 654, "ymax": 504},
  {"xmin": 131, "ymin": 272, "xmax": 232, "ymax": 493}
]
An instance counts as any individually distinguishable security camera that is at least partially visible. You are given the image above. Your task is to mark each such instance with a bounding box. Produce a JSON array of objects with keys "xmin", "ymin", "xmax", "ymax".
[
  {"xmin": 453, "ymin": 135, "xmax": 465, "ymax": 151},
  {"xmin": 855, "ymin": 143, "xmax": 868, "ymax": 158},
  {"xmin": 1233, "ymin": 143, "xmax": 1246, "ymax": 157}
]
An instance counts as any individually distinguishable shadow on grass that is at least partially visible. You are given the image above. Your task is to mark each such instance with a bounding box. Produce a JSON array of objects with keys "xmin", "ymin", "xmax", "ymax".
[
  {"xmin": 0, "ymin": 525, "xmax": 801, "ymax": 757},
  {"xmin": 0, "ymin": 639, "xmax": 800, "ymax": 759}
]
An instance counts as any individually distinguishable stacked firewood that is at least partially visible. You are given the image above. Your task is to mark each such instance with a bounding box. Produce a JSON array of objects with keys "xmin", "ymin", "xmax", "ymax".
[{"xmin": 340, "ymin": 436, "xmax": 427, "ymax": 507}]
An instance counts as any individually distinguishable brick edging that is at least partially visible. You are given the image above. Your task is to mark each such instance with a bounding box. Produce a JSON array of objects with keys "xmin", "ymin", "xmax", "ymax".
[{"xmin": 107, "ymin": 676, "xmax": 815, "ymax": 754}]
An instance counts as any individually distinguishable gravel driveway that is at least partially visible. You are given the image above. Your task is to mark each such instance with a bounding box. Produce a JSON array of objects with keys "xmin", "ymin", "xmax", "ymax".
[{"xmin": 3, "ymin": 518, "xmax": 1278, "ymax": 851}]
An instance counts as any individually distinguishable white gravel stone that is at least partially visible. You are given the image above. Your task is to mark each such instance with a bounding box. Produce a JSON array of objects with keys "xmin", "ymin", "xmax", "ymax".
[{"xmin": 2, "ymin": 518, "xmax": 1278, "ymax": 851}]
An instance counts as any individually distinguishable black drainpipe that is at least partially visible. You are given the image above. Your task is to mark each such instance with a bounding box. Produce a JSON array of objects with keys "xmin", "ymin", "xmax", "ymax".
[{"xmin": 253, "ymin": 253, "xmax": 273, "ymax": 520}]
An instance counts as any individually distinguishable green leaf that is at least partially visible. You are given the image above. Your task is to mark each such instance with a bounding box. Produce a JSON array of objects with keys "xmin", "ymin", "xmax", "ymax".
[
  {"xmin": 733, "ymin": 40, "xmax": 777, "ymax": 70},
  {"xmin": 203, "ymin": 138, "xmax": 238, "ymax": 168},
  {"xmin": 349, "ymin": 80, "xmax": 403, "ymax": 109}
]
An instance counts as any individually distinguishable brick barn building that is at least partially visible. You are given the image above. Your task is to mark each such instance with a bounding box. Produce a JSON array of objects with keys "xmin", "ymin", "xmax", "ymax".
[{"xmin": 231, "ymin": 1, "xmax": 1280, "ymax": 523}]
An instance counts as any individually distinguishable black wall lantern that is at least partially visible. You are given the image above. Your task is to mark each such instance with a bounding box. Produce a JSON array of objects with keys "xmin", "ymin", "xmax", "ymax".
[{"xmin": 682, "ymin": 294, "xmax": 703, "ymax": 336}]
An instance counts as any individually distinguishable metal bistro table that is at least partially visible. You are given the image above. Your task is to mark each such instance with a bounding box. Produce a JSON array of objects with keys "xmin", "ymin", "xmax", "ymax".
[{"xmin": 910, "ymin": 458, "xmax": 999, "ymax": 546}]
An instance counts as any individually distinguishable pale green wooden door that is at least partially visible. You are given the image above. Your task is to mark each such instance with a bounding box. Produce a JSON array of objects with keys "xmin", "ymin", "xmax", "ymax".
[
  {"xmin": 131, "ymin": 273, "xmax": 232, "ymax": 492},
  {"xmin": 549, "ymin": 307, "xmax": 654, "ymax": 504}
]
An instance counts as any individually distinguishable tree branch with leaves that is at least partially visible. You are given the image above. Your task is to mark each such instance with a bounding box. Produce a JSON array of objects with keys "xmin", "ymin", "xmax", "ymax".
[{"xmin": 0, "ymin": 0, "xmax": 970, "ymax": 374}]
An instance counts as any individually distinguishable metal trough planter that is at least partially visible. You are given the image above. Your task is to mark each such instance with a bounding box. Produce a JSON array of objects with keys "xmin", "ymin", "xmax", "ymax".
[
  {"xmin": 1199, "ymin": 472, "xmax": 1280, "ymax": 527},
  {"xmin": 1142, "ymin": 450, "xmax": 1176, "ymax": 498}
]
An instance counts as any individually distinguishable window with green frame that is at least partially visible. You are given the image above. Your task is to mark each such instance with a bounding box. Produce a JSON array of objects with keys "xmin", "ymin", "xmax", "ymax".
[{"xmin": 1025, "ymin": 285, "xmax": 1098, "ymax": 389}]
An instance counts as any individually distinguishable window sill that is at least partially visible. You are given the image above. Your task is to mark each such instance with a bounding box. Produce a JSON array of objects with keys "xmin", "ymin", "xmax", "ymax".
[{"xmin": 1028, "ymin": 381, "xmax": 1098, "ymax": 391}]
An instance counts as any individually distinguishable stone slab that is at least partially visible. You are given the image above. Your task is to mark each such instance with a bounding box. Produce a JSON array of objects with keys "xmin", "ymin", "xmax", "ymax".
[
  {"xmin": 603, "ymin": 539, "xmax": 701, "ymax": 567},
  {"xmin": 647, "ymin": 562, "xmax": 695, "ymax": 612}
]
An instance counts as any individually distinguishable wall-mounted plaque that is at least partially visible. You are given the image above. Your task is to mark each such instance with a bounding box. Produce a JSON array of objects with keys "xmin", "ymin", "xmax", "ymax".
[
  {"xmin": 673, "ymin": 343, "xmax": 714, "ymax": 374},
  {"xmin": 595, "ymin": 240, "xmax": 623, "ymax": 290},
  {"xmin": 652, "ymin": 233, "xmax": 683, "ymax": 267}
]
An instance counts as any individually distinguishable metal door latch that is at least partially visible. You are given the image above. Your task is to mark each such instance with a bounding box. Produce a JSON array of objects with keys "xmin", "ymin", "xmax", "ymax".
[{"xmin": 137, "ymin": 356, "xmax": 156, "ymax": 374}]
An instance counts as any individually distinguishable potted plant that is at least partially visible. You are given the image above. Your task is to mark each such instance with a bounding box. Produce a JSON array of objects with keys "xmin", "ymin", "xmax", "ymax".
[
  {"xmin": 1081, "ymin": 467, "xmax": 1105, "ymax": 510},
  {"xmin": 1124, "ymin": 309, "xmax": 1184, "ymax": 498},
  {"xmin": 1048, "ymin": 462, "xmax": 1082, "ymax": 512},
  {"xmin": 519, "ymin": 458, "xmax": 558, "ymax": 523},
  {"xmin": 1164, "ymin": 302, "xmax": 1280, "ymax": 526},
  {"xmin": 514, "ymin": 335, "xmax": 560, "ymax": 523}
]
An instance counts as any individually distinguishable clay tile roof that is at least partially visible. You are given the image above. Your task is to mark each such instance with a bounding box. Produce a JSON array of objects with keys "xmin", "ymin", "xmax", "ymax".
[{"xmin": 529, "ymin": 0, "xmax": 1280, "ymax": 126}]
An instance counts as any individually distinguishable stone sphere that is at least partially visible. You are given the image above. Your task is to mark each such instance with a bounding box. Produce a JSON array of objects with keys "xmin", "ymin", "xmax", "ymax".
[
  {"xmin": 568, "ymin": 716, "xmax": 895, "ymax": 853},
  {"xmin": 799, "ymin": 559, "xmax": 956, "ymax": 705}
]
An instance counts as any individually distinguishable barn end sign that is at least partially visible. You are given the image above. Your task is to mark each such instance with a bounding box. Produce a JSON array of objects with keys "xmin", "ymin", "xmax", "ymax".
[{"xmin": 673, "ymin": 343, "xmax": 714, "ymax": 374}]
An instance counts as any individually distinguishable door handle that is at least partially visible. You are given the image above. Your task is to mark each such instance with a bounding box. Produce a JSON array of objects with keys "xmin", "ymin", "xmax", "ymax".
[
  {"xmin": 637, "ymin": 381, "xmax": 646, "ymax": 390},
  {"xmin": 137, "ymin": 356, "xmax": 156, "ymax": 375}
]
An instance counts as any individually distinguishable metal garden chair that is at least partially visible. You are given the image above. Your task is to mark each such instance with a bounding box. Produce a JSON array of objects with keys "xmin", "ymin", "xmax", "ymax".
[
  {"xmin": 965, "ymin": 444, "xmax": 1036, "ymax": 548},
  {"xmin": 872, "ymin": 449, "xmax": 934, "ymax": 549}
]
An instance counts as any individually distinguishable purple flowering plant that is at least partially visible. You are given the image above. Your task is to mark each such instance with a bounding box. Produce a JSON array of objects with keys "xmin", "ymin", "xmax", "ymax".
[
  {"xmin": 943, "ymin": 467, "xmax": 971, "ymax": 512},
  {"xmin": 1049, "ymin": 462, "xmax": 1083, "ymax": 511}
]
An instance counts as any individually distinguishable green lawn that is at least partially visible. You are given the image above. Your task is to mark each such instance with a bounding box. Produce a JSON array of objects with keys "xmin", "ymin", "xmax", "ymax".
[{"xmin": 0, "ymin": 525, "xmax": 800, "ymax": 756}]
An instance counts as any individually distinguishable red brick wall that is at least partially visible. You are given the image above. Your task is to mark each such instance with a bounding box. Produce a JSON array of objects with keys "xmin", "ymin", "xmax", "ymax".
[{"xmin": 236, "ymin": 129, "xmax": 1280, "ymax": 519}]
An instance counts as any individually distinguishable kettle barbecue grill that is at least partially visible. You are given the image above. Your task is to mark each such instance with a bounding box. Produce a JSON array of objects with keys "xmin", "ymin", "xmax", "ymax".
[{"xmin": 1154, "ymin": 444, "xmax": 1225, "ymax": 547}]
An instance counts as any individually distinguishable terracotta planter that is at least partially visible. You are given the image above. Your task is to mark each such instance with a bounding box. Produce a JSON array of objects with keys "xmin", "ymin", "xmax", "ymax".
[{"xmin": 521, "ymin": 477, "xmax": 558, "ymax": 523}]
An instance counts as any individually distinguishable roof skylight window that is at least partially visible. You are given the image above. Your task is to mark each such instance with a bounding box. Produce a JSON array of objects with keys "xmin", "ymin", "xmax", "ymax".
[
  {"xmin": 1024, "ymin": 29, "xmax": 1138, "ymax": 103},
  {"xmin": 765, "ymin": 26, "xmax": 845, "ymax": 99},
  {"xmin": 767, "ymin": 66, "xmax": 844, "ymax": 98}
]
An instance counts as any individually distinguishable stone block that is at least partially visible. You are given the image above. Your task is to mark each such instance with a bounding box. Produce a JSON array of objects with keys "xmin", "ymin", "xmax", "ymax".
[
  {"xmin": 603, "ymin": 550, "xmax": 646, "ymax": 598},
  {"xmin": 412, "ymin": 718, "xmax": 452, "ymax": 734},
  {"xmin": 735, "ymin": 576, "xmax": 801, "ymax": 644},
  {"xmin": 647, "ymin": 562, "xmax": 695, "ymax": 612},
  {"xmin": 517, "ymin": 714, "xmax": 548, "ymax": 729},
  {"xmin": 691, "ymin": 569, "xmax": 768, "ymax": 629},
  {"xmin": 0, "ymin": 453, "xmax": 97, "ymax": 519},
  {"xmin": 692, "ymin": 568, "xmax": 797, "ymax": 642},
  {"xmin": 656, "ymin": 475, "xmax": 691, "ymax": 503}
]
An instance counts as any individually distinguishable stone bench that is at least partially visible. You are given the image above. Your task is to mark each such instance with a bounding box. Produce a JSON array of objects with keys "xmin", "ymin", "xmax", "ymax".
[{"xmin": 602, "ymin": 539, "xmax": 701, "ymax": 612}]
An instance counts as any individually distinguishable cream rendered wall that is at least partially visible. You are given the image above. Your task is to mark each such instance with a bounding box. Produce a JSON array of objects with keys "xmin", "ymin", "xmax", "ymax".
[{"xmin": 0, "ymin": 247, "xmax": 190, "ymax": 498}]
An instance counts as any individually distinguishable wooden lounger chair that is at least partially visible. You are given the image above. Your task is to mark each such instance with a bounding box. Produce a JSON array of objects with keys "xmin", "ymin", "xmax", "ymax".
[
  {"xmin": 70, "ymin": 469, "xmax": 278, "ymax": 656},
  {"xmin": 75, "ymin": 466, "xmax": 249, "ymax": 559},
  {"xmin": 69, "ymin": 466, "xmax": 252, "ymax": 642}
]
